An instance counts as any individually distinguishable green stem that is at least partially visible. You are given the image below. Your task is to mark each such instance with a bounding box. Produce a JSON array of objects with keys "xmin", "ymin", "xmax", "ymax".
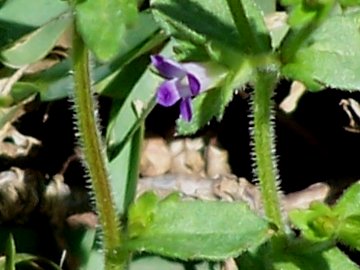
[
  {"xmin": 72, "ymin": 27, "xmax": 124, "ymax": 269},
  {"xmin": 253, "ymin": 70, "xmax": 285, "ymax": 233},
  {"xmin": 225, "ymin": 0, "xmax": 269, "ymax": 54}
]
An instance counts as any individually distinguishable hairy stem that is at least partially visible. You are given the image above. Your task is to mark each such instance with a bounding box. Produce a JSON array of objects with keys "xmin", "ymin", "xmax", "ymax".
[
  {"xmin": 72, "ymin": 27, "xmax": 124, "ymax": 269},
  {"xmin": 253, "ymin": 70, "xmax": 285, "ymax": 233}
]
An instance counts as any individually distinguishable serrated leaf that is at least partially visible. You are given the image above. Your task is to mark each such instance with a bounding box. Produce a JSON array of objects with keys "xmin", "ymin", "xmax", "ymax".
[
  {"xmin": 282, "ymin": 15, "xmax": 360, "ymax": 91},
  {"xmin": 75, "ymin": 0, "xmax": 138, "ymax": 61},
  {"xmin": 289, "ymin": 202, "xmax": 336, "ymax": 241},
  {"xmin": 0, "ymin": 14, "xmax": 71, "ymax": 67},
  {"xmin": 334, "ymin": 182, "xmax": 360, "ymax": 218},
  {"xmin": 337, "ymin": 215, "xmax": 360, "ymax": 250},
  {"xmin": 151, "ymin": 0, "xmax": 270, "ymax": 54},
  {"xmin": 127, "ymin": 199, "xmax": 272, "ymax": 260}
]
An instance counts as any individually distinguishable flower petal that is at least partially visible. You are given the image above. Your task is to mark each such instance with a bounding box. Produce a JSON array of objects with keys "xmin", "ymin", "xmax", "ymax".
[
  {"xmin": 187, "ymin": 73, "xmax": 200, "ymax": 95},
  {"xmin": 183, "ymin": 62, "xmax": 217, "ymax": 91},
  {"xmin": 180, "ymin": 97, "xmax": 193, "ymax": 122},
  {"xmin": 156, "ymin": 79, "xmax": 181, "ymax": 107},
  {"xmin": 151, "ymin": 55, "xmax": 186, "ymax": 79}
]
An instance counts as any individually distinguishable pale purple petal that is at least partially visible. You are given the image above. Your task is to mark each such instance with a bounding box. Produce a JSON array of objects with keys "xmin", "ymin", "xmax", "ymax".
[
  {"xmin": 187, "ymin": 73, "xmax": 200, "ymax": 95},
  {"xmin": 151, "ymin": 55, "xmax": 186, "ymax": 79},
  {"xmin": 183, "ymin": 63, "xmax": 212, "ymax": 91},
  {"xmin": 180, "ymin": 97, "xmax": 193, "ymax": 122},
  {"xmin": 156, "ymin": 79, "xmax": 181, "ymax": 107}
]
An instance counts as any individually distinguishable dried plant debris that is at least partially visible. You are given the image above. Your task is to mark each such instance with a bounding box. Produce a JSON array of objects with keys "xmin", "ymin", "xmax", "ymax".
[
  {"xmin": 340, "ymin": 98, "xmax": 360, "ymax": 133},
  {"xmin": 0, "ymin": 166, "xmax": 90, "ymax": 226},
  {"xmin": 280, "ymin": 80, "xmax": 307, "ymax": 113},
  {"xmin": 42, "ymin": 174, "xmax": 90, "ymax": 227},
  {"xmin": 0, "ymin": 167, "xmax": 43, "ymax": 223},
  {"xmin": 137, "ymin": 173, "xmax": 330, "ymax": 215},
  {"xmin": 0, "ymin": 123, "xmax": 41, "ymax": 163}
]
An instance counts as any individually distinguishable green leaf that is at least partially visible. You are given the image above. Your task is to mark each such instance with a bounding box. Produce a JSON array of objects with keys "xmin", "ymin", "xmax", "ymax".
[
  {"xmin": 2, "ymin": 82, "xmax": 38, "ymax": 105},
  {"xmin": 254, "ymin": 0, "xmax": 275, "ymax": 14},
  {"xmin": 286, "ymin": 1, "xmax": 318, "ymax": 28},
  {"xmin": 21, "ymin": 11, "xmax": 162, "ymax": 101},
  {"xmin": 105, "ymin": 42, "xmax": 172, "ymax": 214},
  {"xmin": 106, "ymin": 67, "xmax": 160, "ymax": 214},
  {"xmin": 337, "ymin": 215, "xmax": 360, "ymax": 250},
  {"xmin": 75, "ymin": 0, "xmax": 138, "ymax": 61},
  {"xmin": 0, "ymin": 0, "xmax": 69, "ymax": 48},
  {"xmin": 176, "ymin": 86, "xmax": 234, "ymax": 135},
  {"xmin": 62, "ymin": 224, "xmax": 97, "ymax": 269},
  {"xmin": 282, "ymin": 14, "xmax": 360, "ymax": 91},
  {"xmin": 272, "ymin": 246, "xmax": 359, "ymax": 270},
  {"xmin": 0, "ymin": 14, "xmax": 71, "ymax": 67},
  {"xmin": 130, "ymin": 256, "xmax": 220, "ymax": 270},
  {"xmin": 127, "ymin": 198, "xmax": 272, "ymax": 260},
  {"xmin": 5, "ymin": 234, "xmax": 15, "ymax": 270},
  {"xmin": 151, "ymin": 0, "xmax": 270, "ymax": 54},
  {"xmin": 289, "ymin": 202, "xmax": 337, "ymax": 241},
  {"xmin": 238, "ymin": 242, "xmax": 359, "ymax": 270},
  {"xmin": 339, "ymin": 0, "xmax": 360, "ymax": 7},
  {"xmin": 334, "ymin": 182, "xmax": 360, "ymax": 218},
  {"xmin": 128, "ymin": 192, "xmax": 161, "ymax": 238}
]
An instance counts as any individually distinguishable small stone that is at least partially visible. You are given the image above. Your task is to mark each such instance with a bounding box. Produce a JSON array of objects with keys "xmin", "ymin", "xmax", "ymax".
[{"xmin": 140, "ymin": 137, "xmax": 172, "ymax": 177}]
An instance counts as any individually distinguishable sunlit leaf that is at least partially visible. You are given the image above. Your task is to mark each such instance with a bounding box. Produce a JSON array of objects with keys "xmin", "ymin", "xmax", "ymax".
[
  {"xmin": 75, "ymin": 0, "xmax": 138, "ymax": 61},
  {"xmin": 127, "ymin": 196, "xmax": 272, "ymax": 260},
  {"xmin": 151, "ymin": 0, "xmax": 270, "ymax": 54},
  {"xmin": 334, "ymin": 182, "xmax": 360, "ymax": 218},
  {"xmin": 282, "ymin": 14, "xmax": 360, "ymax": 91},
  {"xmin": 0, "ymin": 0, "xmax": 69, "ymax": 48},
  {"xmin": 0, "ymin": 14, "xmax": 71, "ymax": 67}
]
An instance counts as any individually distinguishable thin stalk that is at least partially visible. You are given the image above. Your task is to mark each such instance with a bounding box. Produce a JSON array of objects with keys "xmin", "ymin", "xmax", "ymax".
[
  {"xmin": 124, "ymin": 123, "xmax": 145, "ymax": 212},
  {"xmin": 253, "ymin": 70, "xmax": 285, "ymax": 233},
  {"xmin": 72, "ymin": 27, "xmax": 124, "ymax": 269},
  {"xmin": 225, "ymin": 0, "xmax": 270, "ymax": 54}
]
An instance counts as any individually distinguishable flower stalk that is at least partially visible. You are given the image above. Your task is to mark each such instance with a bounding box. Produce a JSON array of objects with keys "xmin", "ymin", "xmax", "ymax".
[{"xmin": 72, "ymin": 26, "xmax": 124, "ymax": 269}]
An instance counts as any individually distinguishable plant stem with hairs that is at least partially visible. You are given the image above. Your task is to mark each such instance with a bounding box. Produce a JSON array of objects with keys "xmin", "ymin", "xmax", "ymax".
[
  {"xmin": 71, "ymin": 25, "xmax": 126, "ymax": 269},
  {"xmin": 253, "ymin": 70, "xmax": 285, "ymax": 233}
]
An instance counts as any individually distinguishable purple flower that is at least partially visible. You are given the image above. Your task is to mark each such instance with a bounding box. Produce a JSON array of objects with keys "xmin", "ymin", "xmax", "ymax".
[{"xmin": 151, "ymin": 55, "xmax": 215, "ymax": 122}]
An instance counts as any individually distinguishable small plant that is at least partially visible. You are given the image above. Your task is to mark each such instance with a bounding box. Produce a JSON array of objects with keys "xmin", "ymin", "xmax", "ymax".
[{"xmin": 1, "ymin": 0, "xmax": 360, "ymax": 269}]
